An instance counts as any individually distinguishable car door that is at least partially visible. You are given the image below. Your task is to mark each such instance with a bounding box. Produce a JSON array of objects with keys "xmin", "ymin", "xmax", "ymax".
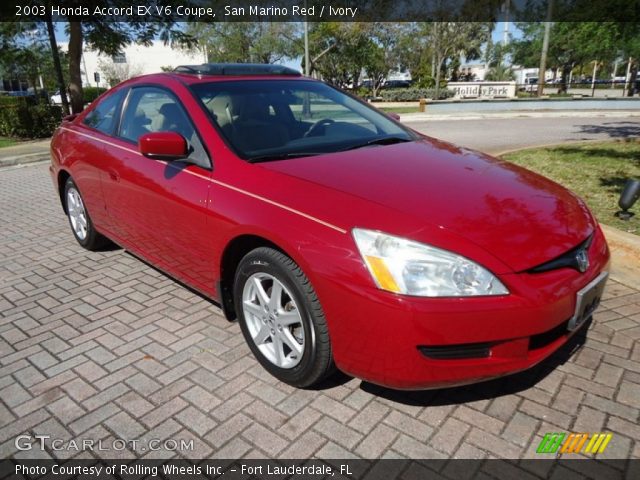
[
  {"xmin": 101, "ymin": 85, "xmax": 216, "ymax": 292},
  {"xmin": 68, "ymin": 89, "xmax": 126, "ymax": 232}
]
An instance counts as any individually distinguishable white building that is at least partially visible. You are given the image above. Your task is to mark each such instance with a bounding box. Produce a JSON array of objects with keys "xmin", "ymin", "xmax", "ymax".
[
  {"xmin": 61, "ymin": 40, "xmax": 207, "ymax": 88},
  {"xmin": 458, "ymin": 63, "xmax": 488, "ymax": 81}
]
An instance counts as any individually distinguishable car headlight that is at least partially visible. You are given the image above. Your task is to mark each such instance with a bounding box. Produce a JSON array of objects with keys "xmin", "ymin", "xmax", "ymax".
[{"xmin": 352, "ymin": 228, "xmax": 509, "ymax": 297}]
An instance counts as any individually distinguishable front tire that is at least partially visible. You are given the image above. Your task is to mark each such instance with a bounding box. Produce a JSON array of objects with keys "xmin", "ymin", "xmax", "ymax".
[
  {"xmin": 234, "ymin": 247, "xmax": 334, "ymax": 388},
  {"xmin": 64, "ymin": 177, "xmax": 108, "ymax": 251}
]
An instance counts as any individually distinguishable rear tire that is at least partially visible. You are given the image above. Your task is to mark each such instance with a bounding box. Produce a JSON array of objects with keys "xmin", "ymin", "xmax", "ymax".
[
  {"xmin": 234, "ymin": 247, "xmax": 334, "ymax": 388},
  {"xmin": 64, "ymin": 177, "xmax": 109, "ymax": 251}
]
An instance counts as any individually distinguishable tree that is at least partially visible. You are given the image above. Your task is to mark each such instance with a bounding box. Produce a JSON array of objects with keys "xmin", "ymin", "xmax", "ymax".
[
  {"xmin": 185, "ymin": 22, "xmax": 297, "ymax": 64},
  {"xmin": 305, "ymin": 23, "xmax": 373, "ymax": 88},
  {"xmin": 618, "ymin": 23, "xmax": 640, "ymax": 96},
  {"xmin": 484, "ymin": 39, "xmax": 515, "ymax": 81},
  {"xmin": 427, "ymin": 22, "xmax": 493, "ymax": 97},
  {"xmin": 97, "ymin": 57, "xmax": 143, "ymax": 87},
  {"xmin": 363, "ymin": 24, "xmax": 404, "ymax": 97},
  {"xmin": 0, "ymin": 21, "xmax": 70, "ymax": 111},
  {"xmin": 512, "ymin": 22, "xmax": 621, "ymax": 93},
  {"xmin": 394, "ymin": 23, "xmax": 434, "ymax": 87},
  {"xmin": 50, "ymin": 2, "xmax": 195, "ymax": 113}
]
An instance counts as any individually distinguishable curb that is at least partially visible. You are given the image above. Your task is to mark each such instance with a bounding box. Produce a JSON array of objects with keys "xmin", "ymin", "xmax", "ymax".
[
  {"xmin": 0, "ymin": 153, "xmax": 50, "ymax": 168},
  {"xmin": 400, "ymin": 110, "xmax": 640, "ymax": 123},
  {"xmin": 494, "ymin": 139, "xmax": 627, "ymax": 158},
  {"xmin": 600, "ymin": 225, "xmax": 640, "ymax": 290}
]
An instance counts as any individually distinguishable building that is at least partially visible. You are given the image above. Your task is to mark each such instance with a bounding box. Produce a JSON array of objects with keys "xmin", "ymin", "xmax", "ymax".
[{"xmin": 61, "ymin": 40, "xmax": 207, "ymax": 88}]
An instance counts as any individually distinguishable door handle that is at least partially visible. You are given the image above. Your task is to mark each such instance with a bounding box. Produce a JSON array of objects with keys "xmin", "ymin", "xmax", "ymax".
[{"xmin": 108, "ymin": 169, "xmax": 120, "ymax": 182}]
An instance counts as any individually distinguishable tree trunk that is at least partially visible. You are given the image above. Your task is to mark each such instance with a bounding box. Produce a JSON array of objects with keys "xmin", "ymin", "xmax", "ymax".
[
  {"xmin": 68, "ymin": 21, "xmax": 84, "ymax": 113},
  {"xmin": 46, "ymin": 17, "xmax": 69, "ymax": 115},
  {"xmin": 558, "ymin": 64, "xmax": 571, "ymax": 94},
  {"xmin": 626, "ymin": 59, "xmax": 637, "ymax": 97},
  {"xmin": 434, "ymin": 55, "xmax": 443, "ymax": 99}
]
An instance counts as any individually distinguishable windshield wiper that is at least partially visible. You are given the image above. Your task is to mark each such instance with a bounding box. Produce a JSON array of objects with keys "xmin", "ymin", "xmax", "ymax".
[
  {"xmin": 247, "ymin": 152, "xmax": 324, "ymax": 163},
  {"xmin": 341, "ymin": 135, "xmax": 412, "ymax": 152}
]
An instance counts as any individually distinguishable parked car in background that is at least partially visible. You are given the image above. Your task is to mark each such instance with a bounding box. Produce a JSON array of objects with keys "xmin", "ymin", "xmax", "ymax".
[
  {"xmin": 382, "ymin": 79, "xmax": 412, "ymax": 89},
  {"xmin": 49, "ymin": 64, "xmax": 610, "ymax": 390},
  {"xmin": 520, "ymin": 77, "xmax": 539, "ymax": 92},
  {"xmin": 50, "ymin": 90, "xmax": 69, "ymax": 105}
]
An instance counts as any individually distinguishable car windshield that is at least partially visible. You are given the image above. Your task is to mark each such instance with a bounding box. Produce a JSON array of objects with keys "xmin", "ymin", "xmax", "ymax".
[{"xmin": 190, "ymin": 80, "xmax": 416, "ymax": 162}]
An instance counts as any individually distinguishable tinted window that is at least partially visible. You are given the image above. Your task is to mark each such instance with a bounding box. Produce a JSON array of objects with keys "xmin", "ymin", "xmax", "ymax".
[
  {"xmin": 83, "ymin": 90, "xmax": 124, "ymax": 134},
  {"xmin": 119, "ymin": 87, "xmax": 209, "ymax": 168},
  {"xmin": 191, "ymin": 80, "xmax": 415, "ymax": 161}
]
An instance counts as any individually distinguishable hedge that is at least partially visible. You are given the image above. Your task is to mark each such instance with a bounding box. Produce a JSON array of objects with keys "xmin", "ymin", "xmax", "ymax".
[
  {"xmin": 0, "ymin": 96, "xmax": 37, "ymax": 107},
  {"xmin": 0, "ymin": 103, "xmax": 63, "ymax": 138},
  {"xmin": 379, "ymin": 88, "xmax": 455, "ymax": 101},
  {"xmin": 83, "ymin": 87, "xmax": 108, "ymax": 103}
]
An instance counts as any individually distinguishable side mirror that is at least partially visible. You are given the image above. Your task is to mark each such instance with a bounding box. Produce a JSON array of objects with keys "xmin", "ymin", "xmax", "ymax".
[
  {"xmin": 388, "ymin": 112, "xmax": 401, "ymax": 121},
  {"xmin": 138, "ymin": 131, "xmax": 188, "ymax": 160}
]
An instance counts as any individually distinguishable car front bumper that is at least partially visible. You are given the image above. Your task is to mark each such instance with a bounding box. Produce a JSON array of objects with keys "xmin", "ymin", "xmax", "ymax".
[{"xmin": 316, "ymin": 226, "xmax": 610, "ymax": 390}]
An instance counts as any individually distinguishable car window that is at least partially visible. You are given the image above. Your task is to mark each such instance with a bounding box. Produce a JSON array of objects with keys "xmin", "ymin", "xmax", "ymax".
[
  {"xmin": 191, "ymin": 80, "xmax": 415, "ymax": 161},
  {"xmin": 119, "ymin": 87, "xmax": 209, "ymax": 168},
  {"xmin": 290, "ymin": 92, "xmax": 377, "ymax": 134},
  {"xmin": 83, "ymin": 90, "xmax": 124, "ymax": 134}
]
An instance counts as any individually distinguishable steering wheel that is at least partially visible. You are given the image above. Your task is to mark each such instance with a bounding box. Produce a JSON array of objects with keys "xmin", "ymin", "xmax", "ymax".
[{"xmin": 304, "ymin": 118, "xmax": 335, "ymax": 138}]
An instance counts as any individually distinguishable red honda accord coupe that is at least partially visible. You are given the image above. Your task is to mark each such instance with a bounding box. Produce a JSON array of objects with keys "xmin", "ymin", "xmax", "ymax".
[{"xmin": 49, "ymin": 64, "xmax": 610, "ymax": 389}]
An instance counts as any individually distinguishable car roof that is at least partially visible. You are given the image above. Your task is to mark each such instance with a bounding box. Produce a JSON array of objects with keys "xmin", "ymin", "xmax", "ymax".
[
  {"xmin": 104, "ymin": 64, "xmax": 313, "ymax": 95},
  {"xmin": 174, "ymin": 63, "xmax": 301, "ymax": 76},
  {"xmin": 157, "ymin": 63, "xmax": 307, "ymax": 85}
]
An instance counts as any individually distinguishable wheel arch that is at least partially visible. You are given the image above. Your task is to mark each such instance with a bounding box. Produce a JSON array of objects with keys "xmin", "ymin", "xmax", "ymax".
[
  {"xmin": 57, "ymin": 169, "xmax": 71, "ymax": 214},
  {"xmin": 218, "ymin": 233, "xmax": 297, "ymax": 322}
]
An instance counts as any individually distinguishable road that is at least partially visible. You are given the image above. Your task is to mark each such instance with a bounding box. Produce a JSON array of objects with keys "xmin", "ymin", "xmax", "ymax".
[{"xmin": 404, "ymin": 115, "xmax": 640, "ymax": 155}]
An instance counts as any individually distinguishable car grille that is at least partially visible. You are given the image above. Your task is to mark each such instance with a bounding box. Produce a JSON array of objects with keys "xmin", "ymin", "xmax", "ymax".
[
  {"xmin": 527, "ymin": 234, "xmax": 593, "ymax": 273},
  {"xmin": 418, "ymin": 343, "xmax": 492, "ymax": 360},
  {"xmin": 418, "ymin": 319, "xmax": 575, "ymax": 361}
]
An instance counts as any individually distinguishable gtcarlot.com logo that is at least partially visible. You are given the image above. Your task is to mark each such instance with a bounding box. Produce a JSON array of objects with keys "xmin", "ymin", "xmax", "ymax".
[
  {"xmin": 536, "ymin": 432, "xmax": 612, "ymax": 455},
  {"xmin": 15, "ymin": 434, "xmax": 194, "ymax": 452}
]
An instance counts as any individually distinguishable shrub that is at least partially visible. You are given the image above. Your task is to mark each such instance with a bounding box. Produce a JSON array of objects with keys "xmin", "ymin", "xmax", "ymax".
[
  {"xmin": 0, "ymin": 95, "xmax": 37, "ymax": 107},
  {"xmin": 0, "ymin": 103, "xmax": 63, "ymax": 138},
  {"xmin": 379, "ymin": 88, "xmax": 455, "ymax": 101},
  {"xmin": 83, "ymin": 87, "xmax": 108, "ymax": 103}
]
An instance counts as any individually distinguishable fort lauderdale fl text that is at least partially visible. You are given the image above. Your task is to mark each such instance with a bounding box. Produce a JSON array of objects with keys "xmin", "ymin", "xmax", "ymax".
[
  {"xmin": 22, "ymin": 4, "xmax": 360, "ymax": 19},
  {"xmin": 16, "ymin": 462, "xmax": 349, "ymax": 477}
]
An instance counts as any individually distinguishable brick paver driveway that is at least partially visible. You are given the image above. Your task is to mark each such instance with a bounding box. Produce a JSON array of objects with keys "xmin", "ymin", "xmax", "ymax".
[{"xmin": 1, "ymin": 163, "xmax": 639, "ymax": 460}]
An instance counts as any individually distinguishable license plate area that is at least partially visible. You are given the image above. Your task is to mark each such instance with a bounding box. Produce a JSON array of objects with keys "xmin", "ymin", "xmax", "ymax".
[{"xmin": 568, "ymin": 271, "xmax": 609, "ymax": 331}]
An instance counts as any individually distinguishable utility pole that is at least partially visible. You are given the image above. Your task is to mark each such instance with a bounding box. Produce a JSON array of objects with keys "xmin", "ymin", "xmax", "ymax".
[
  {"xmin": 502, "ymin": 0, "xmax": 510, "ymax": 47},
  {"xmin": 303, "ymin": 0, "xmax": 310, "ymax": 76},
  {"xmin": 537, "ymin": 0, "xmax": 554, "ymax": 97},
  {"xmin": 623, "ymin": 57, "xmax": 632, "ymax": 97}
]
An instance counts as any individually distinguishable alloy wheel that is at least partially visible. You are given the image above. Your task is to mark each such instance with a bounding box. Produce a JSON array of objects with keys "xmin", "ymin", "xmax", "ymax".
[
  {"xmin": 242, "ymin": 272, "xmax": 305, "ymax": 369},
  {"xmin": 67, "ymin": 187, "xmax": 88, "ymax": 241}
]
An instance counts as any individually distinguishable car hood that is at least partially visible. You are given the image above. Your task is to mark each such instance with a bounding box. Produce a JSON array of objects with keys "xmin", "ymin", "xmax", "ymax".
[{"xmin": 261, "ymin": 138, "xmax": 594, "ymax": 273}]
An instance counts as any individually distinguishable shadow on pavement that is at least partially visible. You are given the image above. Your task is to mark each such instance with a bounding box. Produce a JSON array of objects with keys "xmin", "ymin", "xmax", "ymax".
[
  {"xmin": 358, "ymin": 318, "xmax": 591, "ymax": 406},
  {"xmin": 578, "ymin": 121, "xmax": 640, "ymax": 139}
]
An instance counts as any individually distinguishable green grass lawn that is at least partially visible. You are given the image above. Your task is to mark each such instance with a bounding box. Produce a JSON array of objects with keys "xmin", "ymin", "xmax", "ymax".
[
  {"xmin": 503, "ymin": 140, "xmax": 640, "ymax": 235},
  {"xmin": 378, "ymin": 106, "xmax": 420, "ymax": 114},
  {"xmin": 0, "ymin": 137, "xmax": 17, "ymax": 148}
]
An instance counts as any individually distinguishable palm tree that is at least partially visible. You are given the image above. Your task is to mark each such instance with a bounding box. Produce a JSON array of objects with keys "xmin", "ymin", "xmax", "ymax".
[{"xmin": 485, "ymin": 63, "xmax": 515, "ymax": 81}]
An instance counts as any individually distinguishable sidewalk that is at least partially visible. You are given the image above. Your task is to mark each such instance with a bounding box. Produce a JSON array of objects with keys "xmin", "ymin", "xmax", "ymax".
[
  {"xmin": 0, "ymin": 139, "xmax": 50, "ymax": 168},
  {"xmin": 399, "ymin": 109, "xmax": 640, "ymax": 123}
]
